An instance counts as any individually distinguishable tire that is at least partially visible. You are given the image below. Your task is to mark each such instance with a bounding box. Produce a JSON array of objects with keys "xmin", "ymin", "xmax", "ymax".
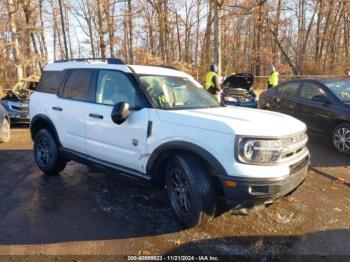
[
  {"xmin": 165, "ymin": 153, "xmax": 216, "ymax": 228},
  {"xmin": 332, "ymin": 123, "xmax": 350, "ymax": 154},
  {"xmin": 34, "ymin": 129, "xmax": 67, "ymax": 175},
  {"xmin": 0, "ymin": 118, "xmax": 11, "ymax": 143}
]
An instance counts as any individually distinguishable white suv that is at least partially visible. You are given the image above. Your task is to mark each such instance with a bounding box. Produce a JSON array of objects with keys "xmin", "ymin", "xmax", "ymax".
[{"xmin": 30, "ymin": 58, "xmax": 310, "ymax": 227}]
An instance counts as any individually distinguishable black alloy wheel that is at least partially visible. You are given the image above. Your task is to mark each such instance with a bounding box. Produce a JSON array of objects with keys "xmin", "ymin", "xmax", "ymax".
[
  {"xmin": 34, "ymin": 129, "xmax": 67, "ymax": 175},
  {"xmin": 166, "ymin": 153, "xmax": 216, "ymax": 228}
]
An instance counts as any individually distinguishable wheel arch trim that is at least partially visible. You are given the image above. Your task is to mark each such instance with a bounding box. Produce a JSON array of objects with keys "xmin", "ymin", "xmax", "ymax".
[
  {"xmin": 30, "ymin": 114, "xmax": 61, "ymax": 145},
  {"xmin": 146, "ymin": 141, "xmax": 228, "ymax": 176}
]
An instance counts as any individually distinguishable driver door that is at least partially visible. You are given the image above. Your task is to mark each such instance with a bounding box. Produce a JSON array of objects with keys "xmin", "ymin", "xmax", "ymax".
[
  {"xmin": 84, "ymin": 70, "xmax": 149, "ymax": 174},
  {"xmin": 297, "ymin": 81, "xmax": 335, "ymax": 135}
]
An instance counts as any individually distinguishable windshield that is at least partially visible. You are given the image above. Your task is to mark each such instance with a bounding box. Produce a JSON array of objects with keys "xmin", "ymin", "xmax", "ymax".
[
  {"xmin": 323, "ymin": 80, "xmax": 350, "ymax": 102},
  {"xmin": 138, "ymin": 75, "xmax": 221, "ymax": 110}
]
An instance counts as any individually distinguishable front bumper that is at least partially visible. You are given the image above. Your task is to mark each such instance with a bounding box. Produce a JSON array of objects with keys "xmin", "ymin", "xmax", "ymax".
[
  {"xmin": 217, "ymin": 155, "xmax": 310, "ymax": 210},
  {"xmin": 6, "ymin": 109, "xmax": 29, "ymax": 123},
  {"xmin": 2, "ymin": 102, "xmax": 29, "ymax": 124},
  {"xmin": 224, "ymin": 100, "xmax": 257, "ymax": 108}
]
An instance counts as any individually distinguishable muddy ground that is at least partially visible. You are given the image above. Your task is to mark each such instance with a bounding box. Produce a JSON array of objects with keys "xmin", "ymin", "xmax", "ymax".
[{"xmin": 0, "ymin": 128, "xmax": 349, "ymax": 258}]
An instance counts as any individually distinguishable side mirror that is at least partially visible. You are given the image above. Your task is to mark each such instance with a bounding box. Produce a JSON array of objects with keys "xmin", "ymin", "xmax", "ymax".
[
  {"xmin": 312, "ymin": 95, "xmax": 331, "ymax": 104},
  {"xmin": 111, "ymin": 102, "xmax": 130, "ymax": 125}
]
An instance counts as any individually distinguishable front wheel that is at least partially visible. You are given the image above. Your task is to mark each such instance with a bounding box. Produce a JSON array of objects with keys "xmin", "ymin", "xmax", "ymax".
[
  {"xmin": 332, "ymin": 123, "xmax": 350, "ymax": 154},
  {"xmin": 166, "ymin": 154, "xmax": 216, "ymax": 228},
  {"xmin": 0, "ymin": 118, "xmax": 11, "ymax": 143},
  {"xmin": 34, "ymin": 129, "xmax": 67, "ymax": 175}
]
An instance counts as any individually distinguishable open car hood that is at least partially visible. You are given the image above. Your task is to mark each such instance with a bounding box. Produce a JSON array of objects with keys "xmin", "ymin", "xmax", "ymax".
[
  {"xmin": 2, "ymin": 89, "xmax": 30, "ymax": 102},
  {"xmin": 222, "ymin": 73, "xmax": 254, "ymax": 91}
]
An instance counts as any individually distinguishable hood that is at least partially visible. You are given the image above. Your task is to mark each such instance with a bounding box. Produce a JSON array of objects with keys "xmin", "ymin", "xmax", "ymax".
[
  {"xmin": 222, "ymin": 73, "xmax": 254, "ymax": 91},
  {"xmin": 157, "ymin": 106, "xmax": 306, "ymax": 137},
  {"xmin": 2, "ymin": 89, "xmax": 29, "ymax": 102}
]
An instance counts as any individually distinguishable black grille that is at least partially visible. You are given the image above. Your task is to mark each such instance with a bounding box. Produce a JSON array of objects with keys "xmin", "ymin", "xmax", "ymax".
[{"xmin": 11, "ymin": 106, "xmax": 28, "ymax": 112}]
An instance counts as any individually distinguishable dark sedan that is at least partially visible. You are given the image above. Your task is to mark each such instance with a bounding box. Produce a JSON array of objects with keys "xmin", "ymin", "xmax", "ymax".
[
  {"xmin": 0, "ymin": 104, "xmax": 10, "ymax": 143},
  {"xmin": 258, "ymin": 78, "xmax": 350, "ymax": 154}
]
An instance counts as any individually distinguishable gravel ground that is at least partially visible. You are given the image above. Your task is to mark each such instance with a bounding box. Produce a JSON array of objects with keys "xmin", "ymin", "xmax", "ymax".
[{"xmin": 0, "ymin": 128, "xmax": 349, "ymax": 258}]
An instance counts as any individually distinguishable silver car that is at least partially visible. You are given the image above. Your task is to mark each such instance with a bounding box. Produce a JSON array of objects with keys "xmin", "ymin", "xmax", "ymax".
[{"xmin": 0, "ymin": 104, "xmax": 10, "ymax": 143}]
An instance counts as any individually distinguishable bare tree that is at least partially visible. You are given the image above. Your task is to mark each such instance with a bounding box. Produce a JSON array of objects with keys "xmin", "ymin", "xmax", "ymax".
[{"xmin": 58, "ymin": 0, "xmax": 69, "ymax": 59}]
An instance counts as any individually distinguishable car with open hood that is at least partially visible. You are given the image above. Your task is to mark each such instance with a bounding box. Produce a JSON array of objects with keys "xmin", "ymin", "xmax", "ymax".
[
  {"xmin": 221, "ymin": 73, "xmax": 257, "ymax": 108},
  {"xmin": 1, "ymin": 76, "xmax": 39, "ymax": 124}
]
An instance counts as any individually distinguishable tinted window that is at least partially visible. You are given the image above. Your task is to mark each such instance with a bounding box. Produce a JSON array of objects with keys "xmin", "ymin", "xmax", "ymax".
[
  {"xmin": 300, "ymin": 82, "xmax": 326, "ymax": 100},
  {"xmin": 38, "ymin": 71, "xmax": 67, "ymax": 94},
  {"xmin": 278, "ymin": 82, "xmax": 299, "ymax": 97},
  {"xmin": 96, "ymin": 70, "xmax": 141, "ymax": 107},
  {"xmin": 62, "ymin": 69, "xmax": 93, "ymax": 100}
]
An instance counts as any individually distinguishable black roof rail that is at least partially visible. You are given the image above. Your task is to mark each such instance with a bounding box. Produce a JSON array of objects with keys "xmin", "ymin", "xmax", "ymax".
[{"xmin": 54, "ymin": 58, "xmax": 125, "ymax": 65}]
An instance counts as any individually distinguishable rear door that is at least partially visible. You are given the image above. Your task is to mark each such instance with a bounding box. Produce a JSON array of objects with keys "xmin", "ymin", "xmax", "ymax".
[
  {"xmin": 84, "ymin": 69, "xmax": 149, "ymax": 174},
  {"xmin": 54, "ymin": 69, "xmax": 95, "ymax": 154},
  {"xmin": 298, "ymin": 81, "xmax": 336, "ymax": 134}
]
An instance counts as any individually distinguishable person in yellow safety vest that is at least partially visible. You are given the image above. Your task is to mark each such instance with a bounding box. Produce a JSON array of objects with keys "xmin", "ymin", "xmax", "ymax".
[
  {"xmin": 205, "ymin": 64, "xmax": 221, "ymax": 97},
  {"xmin": 268, "ymin": 65, "xmax": 279, "ymax": 89}
]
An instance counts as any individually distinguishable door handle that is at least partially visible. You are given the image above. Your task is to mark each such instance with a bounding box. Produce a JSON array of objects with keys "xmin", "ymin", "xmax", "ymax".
[
  {"xmin": 52, "ymin": 106, "xmax": 63, "ymax": 112},
  {"xmin": 89, "ymin": 113, "xmax": 104, "ymax": 119}
]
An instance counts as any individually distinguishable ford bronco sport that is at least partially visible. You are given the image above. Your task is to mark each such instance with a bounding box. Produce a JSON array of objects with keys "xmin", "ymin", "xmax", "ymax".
[{"xmin": 30, "ymin": 58, "xmax": 310, "ymax": 227}]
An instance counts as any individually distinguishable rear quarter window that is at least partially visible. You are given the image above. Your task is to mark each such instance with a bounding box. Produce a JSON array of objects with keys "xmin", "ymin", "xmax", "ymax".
[
  {"xmin": 38, "ymin": 71, "xmax": 67, "ymax": 94},
  {"xmin": 61, "ymin": 69, "xmax": 94, "ymax": 101}
]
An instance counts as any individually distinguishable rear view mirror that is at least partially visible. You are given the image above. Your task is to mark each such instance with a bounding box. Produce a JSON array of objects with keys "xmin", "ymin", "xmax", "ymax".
[
  {"xmin": 312, "ymin": 95, "xmax": 331, "ymax": 104},
  {"xmin": 111, "ymin": 102, "xmax": 130, "ymax": 125}
]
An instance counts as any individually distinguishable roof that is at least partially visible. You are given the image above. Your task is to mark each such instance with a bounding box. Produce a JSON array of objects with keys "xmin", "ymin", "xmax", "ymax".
[
  {"xmin": 320, "ymin": 77, "xmax": 350, "ymax": 83},
  {"xmin": 44, "ymin": 62, "xmax": 192, "ymax": 78},
  {"xmin": 128, "ymin": 65, "xmax": 191, "ymax": 78}
]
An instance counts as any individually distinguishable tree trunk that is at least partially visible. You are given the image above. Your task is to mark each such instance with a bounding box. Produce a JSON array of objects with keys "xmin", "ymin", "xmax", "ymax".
[
  {"xmin": 127, "ymin": 0, "xmax": 134, "ymax": 63},
  {"xmin": 213, "ymin": 0, "xmax": 224, "ymax": 76},
  {"xmin": 195, "ymin": 0, "xmax": 201, "ymax": 66},
  {"xmin": 58, "ymin": 0, "xmax": 69, "ymax": 59},
  {"xmin": 6, "ymin": 0, "xmax": 23, "ymax": 81},
  {"xmin": 97, "ymin": 0, "xmax": 106, "ymax": 58},
  {"xmin": 201, "ymin": 0, "xmax": 213, "ymax": 69},
  {"xmin": 39, "ymin": 0, "xmax": 48, "ymax": 63}
]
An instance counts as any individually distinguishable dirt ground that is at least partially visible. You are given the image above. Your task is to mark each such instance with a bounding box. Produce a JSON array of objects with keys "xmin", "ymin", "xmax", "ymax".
[{"xmin": 0, "ymin": 128, "xmax": 349, "ymax": 258}]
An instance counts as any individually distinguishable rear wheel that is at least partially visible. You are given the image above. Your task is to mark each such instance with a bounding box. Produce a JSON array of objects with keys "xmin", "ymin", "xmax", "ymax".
[
  {"xmin": 0, "ymin": 118, "xmax": 10, "ymax": 143},
  {"xmin": 34, "ymin": 129, "xmax": 67, "ymax": 175},
  {"xmin": 166, "ymin": 153, "xmax": 216, "ymax": 228},
  {"xmin": 332, "ymin": 123, "xmax": 350, "ymax": 154}
]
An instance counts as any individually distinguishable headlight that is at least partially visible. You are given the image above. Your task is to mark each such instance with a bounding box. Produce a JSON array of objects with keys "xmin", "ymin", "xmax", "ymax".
[
  {"xmin": 224, "ymin": 96, "xmax": 238, "ymax": 102},
  {"xmin": 238, "ymin": 139, "xmax": 283, "ymax": 163},
  {"xmin": 237, "ymin": 135, "xmax": 308, "ymax": 164}
]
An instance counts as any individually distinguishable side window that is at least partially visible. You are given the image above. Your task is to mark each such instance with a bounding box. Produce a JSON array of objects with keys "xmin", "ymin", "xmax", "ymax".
[
  {"xmin": 62, "ymin": 69, "xmax": 93, "ymax": 100},
  {"xmin": 278, "ymin": 82, "xmax": 300, "ymax": 97},
  {"xmin": 96, "ymin": 70, "xmax": 141, "ymax": 107},
  {"xmin": 38, "ymin": 71, "xmax": 67, "ymax": 94},
  {"xmin": 300, "ymin": 82, "xmax": 326, "ymax": 100}
]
